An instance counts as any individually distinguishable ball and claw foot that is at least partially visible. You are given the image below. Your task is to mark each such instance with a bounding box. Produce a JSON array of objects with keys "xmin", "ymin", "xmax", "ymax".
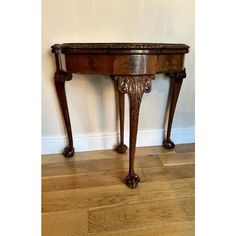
[
  {"xmin": 115, "ymin": 143, "xmax": 128, "ymax": 154},
  {"xmin": 63, "ymin": 146, "xmax": 75, "ymax": 158},
  {"xmin": 162, "ymin": 139, "xmax": 175, "ymax": 149},
  {"xmin": 124, "ymin": 173, "xmax": 140, "ymax": 189}
]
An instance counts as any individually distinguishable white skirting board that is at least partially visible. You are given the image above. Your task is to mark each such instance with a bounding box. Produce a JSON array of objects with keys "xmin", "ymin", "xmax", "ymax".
[{"xmin": 41, "ymin": 127, "xmax": 195, "ymax": 155}]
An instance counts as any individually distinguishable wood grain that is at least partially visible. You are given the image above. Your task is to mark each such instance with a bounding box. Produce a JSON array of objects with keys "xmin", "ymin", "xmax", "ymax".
[
  {"xmin": 42, "ymin": 154, "xmax": 163, "ymax": 177},
  {"xmin": 142, "ymin": 164, "xmax": 195, "ymax": 182},
  {"xmin": 135, "ymin": 145, "xmax": 175, "ymax": 156},
  {"xmin": 114, "ymin": 55, "xmax": 157, "ymax": 75},
  {"xmin": 42, "ymin": 178, "xmax": 194, "ymax": 213},
  {"xmin": 174, "ymin": 143, "xmax": 195, "ymax": 153},
  {"xmin": 159, "ymin": 152, "xmax": 195, "ymax": 166},
  {"xmin": 88, "ymin": 197, "xmax": 194, "ymax": 233},
  {"xmin": 42, "ymin": 145, "xmax": 174, "ymax": 165},
  {"xmin": 42, "ymin": 157, "xmax": 126, "ymax": 177},
  {"xmin": 42, "ymin": 150, "xmax": 123, "ymax": 165},
  {"xmin": 156, "ymin": 54, "xmax": 184, "ymax": 73},
  {"xmin": 42, "ymin": 144, "xmax": 195, "ymax": 236},
  {"xmin": 88, "ymin": 221, "xmax": 194, "ymax": 236},
  {"xmin": 65, "ymin": 54, "xmax": 113, "ymax": 75},
  {"xmin": 42, "ymin": 208, "xmax": 88, "ymax": 236},
  {"xmin": 42, "ymin": 168, "xmax": 145, "ymax": 192}
]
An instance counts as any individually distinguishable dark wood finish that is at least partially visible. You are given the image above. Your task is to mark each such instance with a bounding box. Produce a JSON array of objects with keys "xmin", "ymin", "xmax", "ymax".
[
  {"xmin": 115, "ymin": 85, "xmax": 128, "ymax": 154},
  {"xmin": 115, "ymin": 75, "xmax": 154, "ymax": 188},
  {"xmin": 54, "ymin": 70, "xmax": 74, "ymax": 157},
  {"xmin": 63, "ymin": 54, "xmax": 185, "ymax": 75},
  {"xmin": 51, "ymin": 43, "xmax": 189, "ymax": 188},
  {"xmin": 51, "ymin": 42, "xmax": 189, "ymax": 51},
  {"xmin": 163, "ymin": 69, "xmax": 186, "ymax": 149}
]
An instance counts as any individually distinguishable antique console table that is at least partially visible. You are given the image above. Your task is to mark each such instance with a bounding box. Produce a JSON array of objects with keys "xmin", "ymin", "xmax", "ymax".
[{"xmin": 51, "ymin": 43, "xmax": 189, "ymax": 189}]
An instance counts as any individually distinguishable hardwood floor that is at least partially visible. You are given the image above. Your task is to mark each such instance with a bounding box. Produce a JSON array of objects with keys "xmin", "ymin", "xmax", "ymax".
[{"xmin": 42, "ymin": 144, "xmax": 195, "ymax": 236}]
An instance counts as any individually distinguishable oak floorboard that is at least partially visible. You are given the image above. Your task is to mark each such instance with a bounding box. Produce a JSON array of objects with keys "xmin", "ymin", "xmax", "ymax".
[
  {"xmin": 159, "ymin": 152, "xmax": 195, "ymax": 166},
  {"xmin": 42, "ymin": 157, "xmax": 126, "ymax": 177},
  {"xmin": 42, "ymin": 154, "xmax": 162, "ymax": 178},
  {"xmin": 142, "ymin": 164, "xmax": 195, "ymax": 182},
  {"xmin": 88, "ymin": 221, "xmax": 194, "ymax": 236},
  {"xmin": 174, "ymin": 143, "xmax": 195, "ymax": 153},
  {"xmin": 88, "ymin": 197, "xmax": 194, "ymax": 234},
  {"xmin": 42, "ymin": 145, "xmax": 174, "ymax": 165},
  {"xmin": 42, "ymin": 150, "xmax": 124, "ymax": 165},
  {"xmin": 42, "ymin": 168, "xmax": 146, "ymax": 192},
  {"xmin": 135, "ymin": 145, "xmax": 175, "ymax": 156},
  {"xmin": 42, "ymin": 144, "xmax": 195, "ymax": 236},
  {"xmin": 43, "ymin": 164, "xmax": 194, "ymax": 192},
  {"xmin": 42, "ymin": 208, "xmax": 88, "ymax": 236},
  {"xmin": 42, "ymin": 178, "xmax": 194, "ymax": 213}
]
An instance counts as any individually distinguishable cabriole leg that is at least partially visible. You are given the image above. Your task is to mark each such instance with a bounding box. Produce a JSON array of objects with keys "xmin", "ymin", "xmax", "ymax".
[
  {"xmin": 115, "ymin": 88, "xmax": 128, "ymax": 154},
  {"xmin": 163, "ymin": 68, "xmax": 186, "ymax": 149},
  {"xmin": 116, "ymin": 75, "xmax": 154, "ymax": 188},
  {"xmin": 54, "ymin": 70, "xmax": 74, "ymax": 157}
]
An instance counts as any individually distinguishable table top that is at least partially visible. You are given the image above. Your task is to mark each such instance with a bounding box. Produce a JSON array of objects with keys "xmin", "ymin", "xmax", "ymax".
[{"xmin": 52, "ymin": 43, "xmax": 189, "ymax": 54}]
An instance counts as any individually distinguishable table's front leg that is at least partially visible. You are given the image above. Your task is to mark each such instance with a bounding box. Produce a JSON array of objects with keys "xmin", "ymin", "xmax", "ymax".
[
  {"xmin": 54, "ymin": 70, "xmax": 75, "ymax": 157},
  {"xmin": 163, "ymin": 68, "xmax": 186, "ymax": 149},
  {"xmin": 116, "ymin": 75, "xmax": 154, "ymax": 188}
]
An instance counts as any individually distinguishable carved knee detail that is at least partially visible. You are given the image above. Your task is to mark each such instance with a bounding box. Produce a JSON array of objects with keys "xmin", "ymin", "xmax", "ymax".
[
  {"xmin": 115, "ymin": 75, "xmax": 154, "ymax": 116},
  {"xmin": 54, "ymin": 70, "xmax": 73, "ymax": 82},
  {"xmin": 114, "ymin": 75, "xmax": 154, "ymax": 189},
  {"xmin": 168, "ymin": 68, "xmax": 186, "ymax": 80},
  {"xmin": 115, "ymin": 75, "xmax": 154, "ymax": 96}
]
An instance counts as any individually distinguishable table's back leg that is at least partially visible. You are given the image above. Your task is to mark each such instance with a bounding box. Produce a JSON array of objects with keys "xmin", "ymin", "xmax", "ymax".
[
  {"xmin": 54, "ymin": 70, "xmax": 75, "ymax": 157},
  {"xmin": 115, "ymin": 87, "xmax": 128, "ymax": 154},
  {"xmin": 163, "ymin": 68, "xmax": 186, "ymax": 149}
]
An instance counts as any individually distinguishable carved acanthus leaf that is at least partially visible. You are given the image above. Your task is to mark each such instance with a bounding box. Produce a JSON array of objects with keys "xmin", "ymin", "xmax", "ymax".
[
  {"xmin": 115, "ymin": 75, "xmax": 154, "ymax": 96},
  {"xmin": 115, "ymin": 75, "xmax": 154, "ymax": 116}
]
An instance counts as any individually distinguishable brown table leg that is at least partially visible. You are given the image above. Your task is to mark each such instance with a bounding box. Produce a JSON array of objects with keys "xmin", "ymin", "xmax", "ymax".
[
  {"xmin": 116, "ymin": 75, "xmax": 154, "ymax": 188},
  {"xmin": 163, "ymin": 68, "xmax": 186, "ymax": 149},
  {"xmin": 54, "ymin": 70, "xmax": 75, "ymax": 157},
  {"xmin": 115, "ymin": 87, "xmax": 128, "ymax": 154}
]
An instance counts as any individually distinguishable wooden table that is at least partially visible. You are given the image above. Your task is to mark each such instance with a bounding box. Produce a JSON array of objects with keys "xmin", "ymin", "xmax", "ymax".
[{"xmin": 51, "ymin": 43, "xmax": 189, "ymax": 188}]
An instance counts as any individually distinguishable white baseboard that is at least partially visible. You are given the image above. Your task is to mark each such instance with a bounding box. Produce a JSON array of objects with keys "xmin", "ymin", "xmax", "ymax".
[{"xmin": 41, "ymin": 127, "xmax": 195, "ymax": 155}]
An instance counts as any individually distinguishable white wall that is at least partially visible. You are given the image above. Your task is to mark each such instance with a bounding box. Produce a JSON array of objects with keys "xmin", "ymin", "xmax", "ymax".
[{"xmin": 42, "ymin": 0, "xmax": 195, "ymax": 154}]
